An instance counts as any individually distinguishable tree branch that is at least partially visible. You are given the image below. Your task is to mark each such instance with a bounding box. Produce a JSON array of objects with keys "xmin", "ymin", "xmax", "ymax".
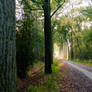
[
  {"xmin": 51, "ymin": 0, "xmax": 65, "ymax": 18},
  {"xmin": 31, "ymin": 0, "xmax": 43, "ymax": 5},
  {"xmin": 16, "ymin": 7, "xmax": 43, "ymax": 11}
]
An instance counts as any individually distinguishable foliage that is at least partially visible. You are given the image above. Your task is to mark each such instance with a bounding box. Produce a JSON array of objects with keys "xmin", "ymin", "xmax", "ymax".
[
  {"xmin": 53, "ymin": 10, "xmax": 92, "ymax": 60},
  {"xmin": 51, "ymin": 0, "xmax": 65, "ymax": 11},
  {"xmin": 61, "ymin": 17, "xmax": 76, "ymax": 28},
  {"xmin": 82, "ymin": 7, "xmax": 92, "ymax": 20},
  {"xmin": 53, "ymin": 17, "xmax": 76, "ymax": 46},
  {"xmin": 16, "ymin": 0, "xmax": 44, "ymax": 78},
  {"xmin": 73, "ymin": 27, "xmax": 92, "ymax": 59}
]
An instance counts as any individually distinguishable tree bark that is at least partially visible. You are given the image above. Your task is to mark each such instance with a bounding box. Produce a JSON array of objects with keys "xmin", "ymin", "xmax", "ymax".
[
  {"xmin": 0, "ymin": 0, "xmax": 16, "ymax": 92},
  {"xmin": 69, "ymin": 32, "xmax": 74, "ymax": 59},
  {"xmin": 43, "ymin": 0, "xmax": 52, "ymax": 73}
]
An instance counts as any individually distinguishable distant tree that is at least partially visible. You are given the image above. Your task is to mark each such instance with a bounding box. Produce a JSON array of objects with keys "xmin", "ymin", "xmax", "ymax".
[
  {"xmin": 54, "ymin": 17, "xmax": 76, "ymax": 59},
  {"xmin": 0, "ymin": 0, "xmax": 16, "ymax": 92},
  {"xmin": 82, "ymin": 7, "xmax": 92, "ymax": 20}
]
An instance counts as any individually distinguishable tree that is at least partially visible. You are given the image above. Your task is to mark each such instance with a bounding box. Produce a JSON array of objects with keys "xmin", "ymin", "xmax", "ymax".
[
  {"xmin": 58, "ymin": 17, "xmax": 76, "ymax": 59},
  {"xmin": 0, "ymin": 0, "xmax": 16, "ymax": 92},
  {"xmin": 30, "ymin": 0, "xmax": 65, "ymax": 73},
  {"xmin": 43, "ymin": 0, "xmax": 52, "ymax": 73}
]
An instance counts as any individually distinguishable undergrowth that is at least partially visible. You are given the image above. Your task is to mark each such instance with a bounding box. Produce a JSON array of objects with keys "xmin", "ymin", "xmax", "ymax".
[{"xmin": 28, "ymin": 60, "xmax": 61, "ymax": 92}]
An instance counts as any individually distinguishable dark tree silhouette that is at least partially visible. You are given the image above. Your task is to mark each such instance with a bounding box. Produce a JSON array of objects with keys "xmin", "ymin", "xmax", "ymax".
[{"xmin": 43, "ymin": 0, "xmax": 52, "ymax": 73}]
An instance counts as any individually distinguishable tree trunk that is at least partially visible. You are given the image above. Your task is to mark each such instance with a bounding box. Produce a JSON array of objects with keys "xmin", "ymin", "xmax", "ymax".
[
  {"xmin": 69, "ymin": 32, "xmax": 74, "ymax": 59},
  {"xmin": 43, "ymin": 0, "xmax": 52, "ymax": 73},
  {"xmin": 0, "ymin": 0, "xmax": 16, "ymax": 92}
]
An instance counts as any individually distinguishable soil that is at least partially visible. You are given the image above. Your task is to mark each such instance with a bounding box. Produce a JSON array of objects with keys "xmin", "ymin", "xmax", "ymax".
[
  {"xmin": 17, "ymin": 67, "xmax": 45, "ymax": 92},
  {"xmin": 59, "ymin": 61, "xmax": 92, "ymax": 92}
]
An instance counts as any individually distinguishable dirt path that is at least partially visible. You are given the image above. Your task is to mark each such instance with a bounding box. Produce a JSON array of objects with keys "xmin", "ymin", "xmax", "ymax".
[
  {"xmin": 60, "ymin": 60, "xmax": 92, "ymax": 92},
  {"xmin": 17, "ymin": 67, "xmax": 44, "ymax": 92}
]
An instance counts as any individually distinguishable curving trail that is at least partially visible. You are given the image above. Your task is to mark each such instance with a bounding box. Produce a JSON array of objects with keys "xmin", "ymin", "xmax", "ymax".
[
  {"xmin": 63, "ymin": 60, "xmax": 92, "ymax": 80},
  {"xmin": 60, "ymin": 59, "xmax": 92, "ymax": 92}
]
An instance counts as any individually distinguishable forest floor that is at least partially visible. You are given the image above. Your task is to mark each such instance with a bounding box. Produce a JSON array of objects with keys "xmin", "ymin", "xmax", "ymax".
[{"xmin": 17, "ymin": 60, "xmax": 92, "ymax": 92}]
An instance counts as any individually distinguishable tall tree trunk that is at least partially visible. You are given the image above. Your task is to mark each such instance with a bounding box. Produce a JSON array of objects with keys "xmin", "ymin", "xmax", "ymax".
[
  {"xmin": 43, "ymin": 0, "xmax": 52, "ymax": 73},
  {"xmin": 69, "ymin": 32, "xmax": 74, "ymax": 59},
  {"xmin": 0, "ymin": 0, "xmax": 16, "ymax": 92}
]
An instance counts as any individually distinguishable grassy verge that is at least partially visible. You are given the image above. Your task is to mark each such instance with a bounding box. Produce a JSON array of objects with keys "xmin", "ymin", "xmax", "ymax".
[
  {"xmin": 28, "ymin": 60, "xmax": 61, "ymax": 92},
  {"xmin": 70, "ymin": 59, "xmax": 92, "ymax": 66}
]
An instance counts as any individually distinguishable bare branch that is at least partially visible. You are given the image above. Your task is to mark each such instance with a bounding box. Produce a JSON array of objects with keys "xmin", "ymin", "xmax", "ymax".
[{"xmin": 51, "ymin": 0, "xmax": 65, "ymax": 18}]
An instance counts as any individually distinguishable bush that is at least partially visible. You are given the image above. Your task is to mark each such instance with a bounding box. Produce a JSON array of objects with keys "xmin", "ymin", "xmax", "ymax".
[{"xmin": 16, "ymin": 17, "xmax": 44, "ymax": 79}]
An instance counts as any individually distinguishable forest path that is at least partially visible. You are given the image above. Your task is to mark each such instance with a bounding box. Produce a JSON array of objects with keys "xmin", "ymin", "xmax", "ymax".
[{"xmin": 60, "ymin": 59, "xmax": 92, "ymax": 92}]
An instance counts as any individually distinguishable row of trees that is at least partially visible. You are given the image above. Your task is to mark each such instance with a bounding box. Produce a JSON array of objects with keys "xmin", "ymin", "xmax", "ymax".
[
  {"xmin": 0, "ymin": 0, "xmax": 66, "ymax": 91},
  {"xmin": 1, "ymin": 0, "xmax": 91, "ymax": 91},
  {"xmin": 53, "ymin": 6, "xmax": 92, "ymax": 60},
  {"xmin": 16, "ymin": 0, "xmax": 66, "ymax": 78}
]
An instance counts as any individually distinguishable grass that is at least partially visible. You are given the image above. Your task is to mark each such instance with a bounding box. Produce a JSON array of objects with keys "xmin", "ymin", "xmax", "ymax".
[
  {"xmin": 70, "ymin": 59, "xmax": 92, "ymax": 66},
  {"xmin": 28, "ymin": 60, "xmax": 62, "ymax": 92}
]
